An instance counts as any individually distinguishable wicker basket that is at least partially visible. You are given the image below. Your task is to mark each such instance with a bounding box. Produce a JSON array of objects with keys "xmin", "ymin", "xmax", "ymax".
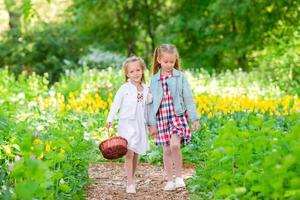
[{"xmin": 99, "ymin": 128, "xmax": 128, "ymax": 160}]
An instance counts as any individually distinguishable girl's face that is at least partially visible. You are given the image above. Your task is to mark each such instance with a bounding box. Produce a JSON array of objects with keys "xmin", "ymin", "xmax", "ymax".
[
  {"xmin": 157, "ymin": 52, "xmax": 176, "ymax": 74},
  {"xmin": 126, "ymin": 61, "xmax": 143, "ymax": 83}
]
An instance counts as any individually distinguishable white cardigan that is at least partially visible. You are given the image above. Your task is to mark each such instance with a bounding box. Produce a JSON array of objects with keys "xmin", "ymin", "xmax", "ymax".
[{"xmin": 107, "ymin": 81, "xmax": 149, "ymax": 122}]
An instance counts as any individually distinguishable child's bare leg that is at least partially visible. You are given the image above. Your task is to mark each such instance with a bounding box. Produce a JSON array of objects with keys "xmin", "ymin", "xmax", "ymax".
[
  {"xmin": 125, "ymin": 150, "xmax": 134, "ymax": 185},
  {"xmin": 170, "ymin": 135, "xmax": 182, "ymax": 178},
  {"xmin": 163, "ymin": 145, "xmax": 173, "ymax": 181},
  {"xmin": 132, "ymin": 153, "xmax": 138, "ymax": 181}
]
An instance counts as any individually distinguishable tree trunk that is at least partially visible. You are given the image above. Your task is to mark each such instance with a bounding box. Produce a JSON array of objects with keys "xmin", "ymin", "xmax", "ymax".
[
  {"xmin": 143, "ymin": 0, "xmax": 155, "ymax": 53},
  {"xmin": 127, "ymin": 41, "xmax": 136, "ymax": 56},
  {"xmin": 237, "ymin": 54, "xmax": 248, "ymax": 70},
  {"xmin": 113, "ymin": 1, "xmax": 138, "ymax": 56},
  {"xmin": 230, "ymin": 9, "xmax": 248, "ymax": 70},
  {"xmin": 4, "ymin": 0, "xmax": 22, "ymax": 33}
]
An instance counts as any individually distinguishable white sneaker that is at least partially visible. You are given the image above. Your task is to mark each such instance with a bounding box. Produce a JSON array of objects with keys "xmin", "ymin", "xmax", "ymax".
[
  {"xmin": 126, "ymin": 184, "xmax": 136, "ymax": 193},
  {"xmin": 175, "ymin": 177, "xmax": 185, "ymax": 188},
  {"xmin": 164, "ymin": 181, "xmax": 175, "ymax": 191}
]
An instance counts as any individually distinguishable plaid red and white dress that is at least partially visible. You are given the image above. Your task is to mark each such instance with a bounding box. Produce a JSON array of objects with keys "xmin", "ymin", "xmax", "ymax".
[{"xmin": 155, "ymin": 74, "xmax": 191, "ymax": 146}]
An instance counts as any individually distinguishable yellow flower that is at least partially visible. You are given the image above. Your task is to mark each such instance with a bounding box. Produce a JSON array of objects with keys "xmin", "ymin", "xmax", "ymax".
[
  {"xmin": 60, "ymin": 148, "xmax": 65, "ymax": 154},
  {"xmin": 194, "ymin": 94, "xmax": 299, "ymax": 116},
  {"xmin": 46, "ymin": 143, "xmax": 51, "ymax": 153},
  {"xmin": 275, "ymin": 111, "xmax": 281, "ymax": 116},
  {"xmin": 38, "ymin": 152, "xmax": 44, "ymax": 160},
  {"xmin": 3, "ymin": 145, "xmax": 12, "ymax": 155},
  {"xmin": 207, "ymin": 112, "xmax": 212, "ymax": 118},
  {"xmin": 33, "ymin": 138, "xmax": 43, "ymax": 145}
]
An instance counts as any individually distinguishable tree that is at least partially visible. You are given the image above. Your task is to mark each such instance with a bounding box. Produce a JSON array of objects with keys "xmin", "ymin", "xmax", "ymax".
[
  {"xmin": 69, "ymin": 0, "xmax": 171, "ymax": 63},
  {"xmin": 170, "ymin": 0, "xmax": 300, "ymax": 70}
]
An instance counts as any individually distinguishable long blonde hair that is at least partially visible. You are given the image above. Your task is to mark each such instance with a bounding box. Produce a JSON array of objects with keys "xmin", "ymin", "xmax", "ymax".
[
  {"xmin": 152, "ymin": 44, "xmax": 181, "ymax": 74},
  {"xmin": 123, "ymin": 56, "xmax": 146, "ymax": 83}
]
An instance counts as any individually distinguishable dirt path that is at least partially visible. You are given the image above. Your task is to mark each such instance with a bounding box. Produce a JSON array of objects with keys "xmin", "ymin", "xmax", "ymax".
[{"xmin": 86, "ymin": 162, "xmax": 195, "ymax": 200}]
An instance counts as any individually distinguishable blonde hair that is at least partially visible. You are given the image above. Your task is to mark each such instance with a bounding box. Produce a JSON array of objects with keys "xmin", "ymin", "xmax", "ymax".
[
  {"xmin": 123, "ymin": 56, "xmax": 146, "ymax": 83},
  {"xmin": 152, "ymin": 44, "xmax": 181, "ymax": 74}
]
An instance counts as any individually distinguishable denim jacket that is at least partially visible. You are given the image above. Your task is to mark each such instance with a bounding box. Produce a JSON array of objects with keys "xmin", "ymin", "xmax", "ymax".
[{"xmin": 147, "ymin": 68, "xmax": 199, "ymax": 126}]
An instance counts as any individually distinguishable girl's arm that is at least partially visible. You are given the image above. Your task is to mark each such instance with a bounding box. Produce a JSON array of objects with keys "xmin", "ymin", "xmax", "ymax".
[
  {"xmin": 147, "ymin": 79, "xmax": 157, "ymax": 126},
  {"xmin": 149, "ymin": 126, "xmax": 158, "ymax": 135},
  {"xmin": 182, "ymin": 74, "xmax": 199, "ymax": 122},
  {"xmin": 106, "ymin": 87, "xmax": 123, "ymax": 123}
]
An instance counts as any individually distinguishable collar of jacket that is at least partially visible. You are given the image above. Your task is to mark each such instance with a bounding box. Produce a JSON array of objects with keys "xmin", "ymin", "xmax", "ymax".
[
  {"xmin": 127, "ymin": 80, "xmax": 148, "ymax": 90},
  {"xmin": 153, "ymin": 68, "xmax": 180, "ymax": 81}
]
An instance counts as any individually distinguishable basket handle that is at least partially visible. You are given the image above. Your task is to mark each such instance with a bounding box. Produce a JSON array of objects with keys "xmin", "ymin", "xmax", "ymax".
[
  {"xmin": 106, "ymin": 127, "xmax": 116, "ymax": 138},
  {"xmin": 107, "ymin": 127, "xmax": 110, "ymax": 138}
]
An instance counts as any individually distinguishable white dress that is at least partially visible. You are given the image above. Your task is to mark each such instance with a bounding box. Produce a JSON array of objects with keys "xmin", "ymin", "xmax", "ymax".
[{"xmin": 118, "ymin": 91, "xmax": 149, "ymax": 155}]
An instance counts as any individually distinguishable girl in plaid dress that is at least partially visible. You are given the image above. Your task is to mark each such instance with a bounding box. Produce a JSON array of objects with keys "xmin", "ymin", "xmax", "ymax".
[{"xmin": 147, "ymin": 44, "xmax": 200, "ymax": 191}]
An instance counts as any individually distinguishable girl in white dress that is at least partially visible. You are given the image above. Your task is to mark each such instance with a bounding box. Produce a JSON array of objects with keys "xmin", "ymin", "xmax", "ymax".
[{"xmin": 106, "ymin": 56, "xmax": 149, "ymax": 194}]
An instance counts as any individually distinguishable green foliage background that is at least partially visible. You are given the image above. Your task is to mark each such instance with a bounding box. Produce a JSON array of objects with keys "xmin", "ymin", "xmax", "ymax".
[{"xmin": 0, "ymin": 0, "xmax": 299, "ymax": 89}]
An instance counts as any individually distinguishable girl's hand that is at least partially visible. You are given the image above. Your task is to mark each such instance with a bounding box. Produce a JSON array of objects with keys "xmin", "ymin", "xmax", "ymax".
[
  {"xmin": 106, "ymin": 122, "xmax": 112, "ymax": 128},
  {"xmin": 149, "ymin": 126, "xmax": 157, "ymax": 136},
  {"xmin": 193, "ymin": 121, "xmax": 200, "ymax": 131}
]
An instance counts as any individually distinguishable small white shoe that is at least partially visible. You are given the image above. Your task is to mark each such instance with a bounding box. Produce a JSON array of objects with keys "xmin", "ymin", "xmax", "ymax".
[
  {"xmin": 175, "ymin": 177, "xmax": 185, "ymax": 188},
  {"xmin": 164, "ymin": 181, "xmax": 175, "ymax": 191},
  {"xmin": 126, "ymin": 184, "xmax": 136, "ymax": 193}
]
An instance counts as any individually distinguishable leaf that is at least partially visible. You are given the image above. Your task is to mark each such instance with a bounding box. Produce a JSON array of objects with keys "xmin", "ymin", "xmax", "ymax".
[
  {"xmin": 217, "ymin": 184, "xmax": 233, "ymax": 197},
  {"xmin": 15, "ymin": 181, "xmax": 38, "ymax": 200},
  {"xmin": 284, "ymin": 189, "xmax": 300, "ymax": 198},
  {"xmin": 59, "ymin": 183, "xmax": 71, "ymax": 193}
]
